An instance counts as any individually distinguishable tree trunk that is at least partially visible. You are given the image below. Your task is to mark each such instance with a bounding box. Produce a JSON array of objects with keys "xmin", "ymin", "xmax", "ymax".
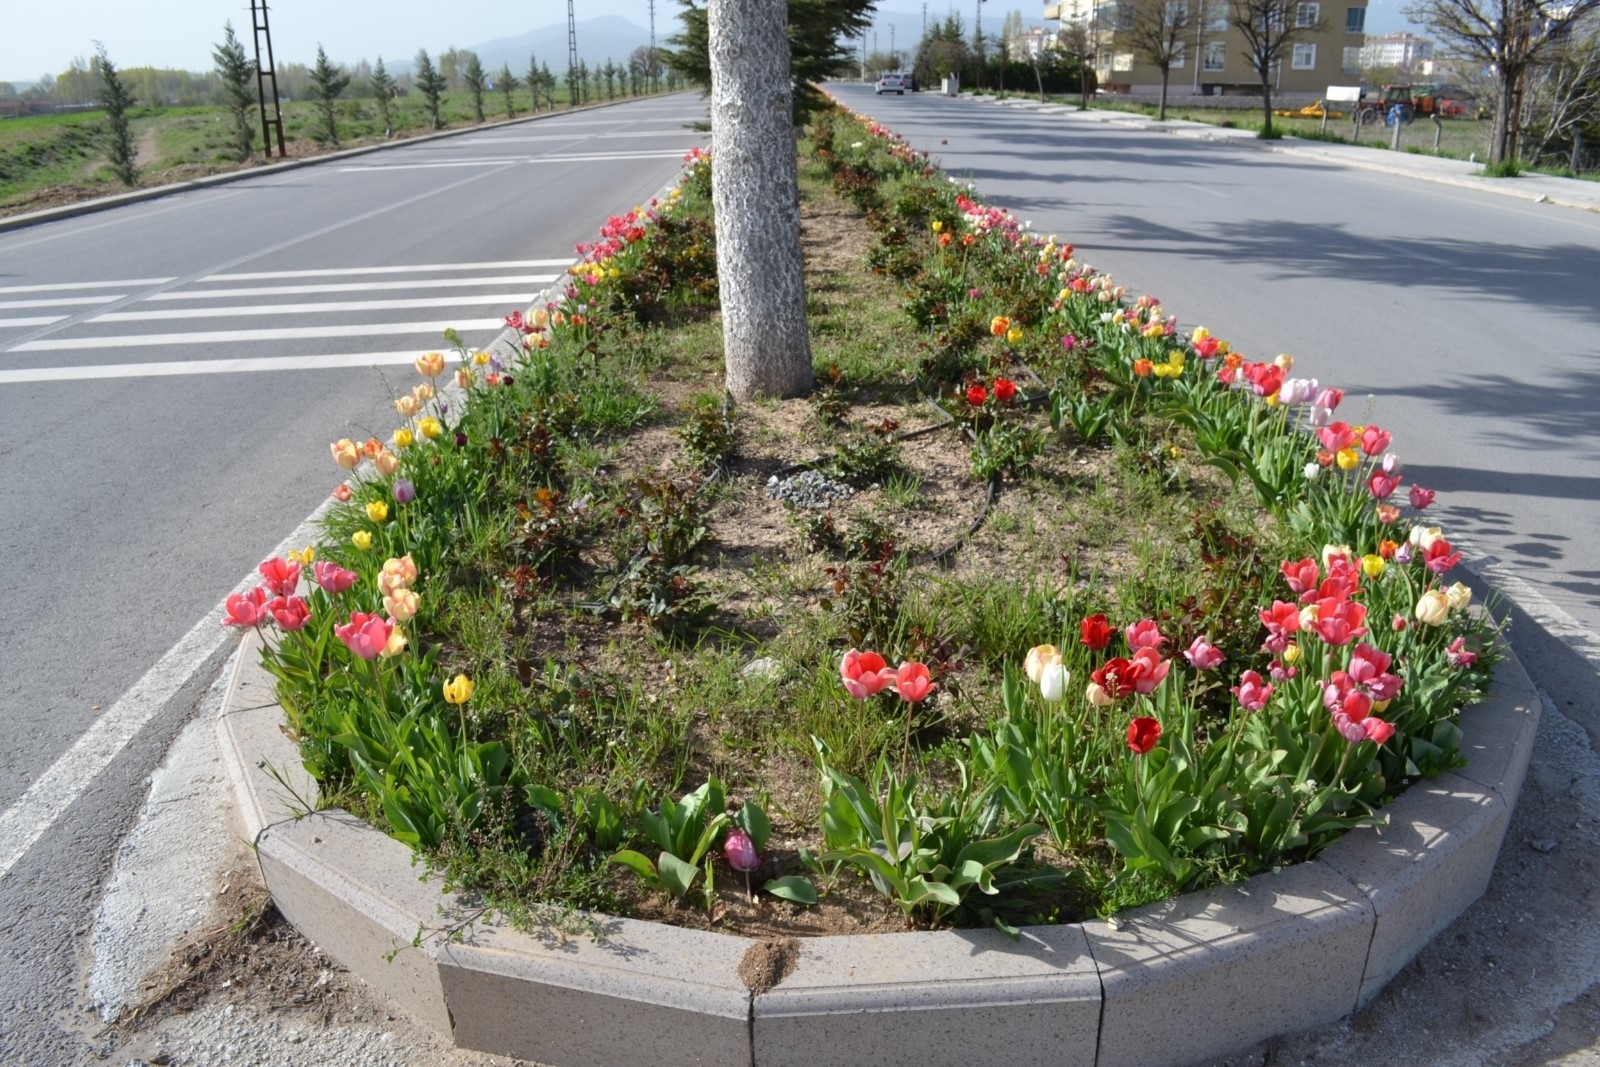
[
  {"xmin": 709, "ymin": 0, "xmax": 814, "ymax": 400},
  {"xmin": 1489, "ymin": 67, "xmax": 1517, "ymax": 164},
  {"xmin": 1158, "ymin": 65, "xmax": 1170, "ymax": 120},
  {"xmin": 1261, "ymin": 68, "xmax": 1274, "ymax": 135}
]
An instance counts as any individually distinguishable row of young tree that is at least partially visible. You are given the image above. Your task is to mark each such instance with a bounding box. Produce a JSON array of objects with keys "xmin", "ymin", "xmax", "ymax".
[{"xmin": 73, "ymin": 25, "xmax": 680, "ymax": 189}]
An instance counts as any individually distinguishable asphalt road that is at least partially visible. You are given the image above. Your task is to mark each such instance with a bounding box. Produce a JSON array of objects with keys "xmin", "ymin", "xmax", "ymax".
[{"xmin": 0, "ymin": 92, "xmax": 708, "ymax": 1065}]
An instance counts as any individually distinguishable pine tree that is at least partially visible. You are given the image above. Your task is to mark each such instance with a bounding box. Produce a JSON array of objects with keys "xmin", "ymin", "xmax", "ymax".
[
  {"xmin": 527, "ymin": 54, "xmax": 543, "ymax": 111},
  {"xmin": 414, "ymin": 49, "xmax": 447, "ymax": 129},
  {"xmin": 309, "ymin": 44, "xmax": 350, "ymax": 144},
  {"xmin": 212, "ymin": 22, "xmax": 256, "ymax": 161},
  {"xmin": 370, "ymin": 56, "xmax": 396, "ymax": 137},
  {"xmin": 93, "ymin": 42, "xmax": 138, "ymax": 186},
  {"xmin": 496, "ymin": 65, "xmax": 519, "ymax": 118},
  {"xmin": 462, "ymin": 52, "xmax": 486, "ymax": 122}
]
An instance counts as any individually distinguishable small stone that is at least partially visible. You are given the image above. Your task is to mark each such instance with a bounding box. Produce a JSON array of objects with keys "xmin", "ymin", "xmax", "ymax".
[
  {"xmin": 742, "ymin": 657, "xmax": 783, "ymax": 682},
  {"xmin": 1528, "ymin": 837, "xmax": 1559, "ymax": 853}
]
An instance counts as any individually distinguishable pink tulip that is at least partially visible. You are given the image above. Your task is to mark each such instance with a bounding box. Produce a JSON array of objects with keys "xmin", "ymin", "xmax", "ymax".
[
  {"xmin": 335, "ymin": 611, "xmax": 393, "ymax": 660},
  {"xmin": 1183, "ymin": 637, "xmax": 1224, "ymax": 671},
  {"xmin": 1124, "ymin": 619, "xmax": 1166, "ymax": 650},
  {"xmin": 1313, "ymin": 387, "xmax": 1344, "ymax": 412},
  {"xmin": 840, "ymin": 649, "xmax": 896, "ymax": 699},
  {"xmin": 894, "ymin": 661, "xmax": 938, "ymax": 702},
  {"xmin": 1446, "ymin": 636, "xmax": 1478, "ymax": 669},
  {"xmin": 1422, "ymin": 538, "xmax": 1461, "ymax": 575},
  {"xmin": 1359, "ymin": 425, "xmax": 1392, "ymax": 456},
  {"xmin": 1231, "ymin": 670, "xmax": 1274, "ymax": 711},
  {"xmin": 1127, "ymin": 647, "xmax": 1170, "ymax": 695},
  {"xmin": 258, "ymin": 557, "xmax": 301, "ymax": 597},
  {"xmin": 1408, "ymin": 485, "xmax": 1435, "ymax": 510},
  {"xmin": 1308, "ymin": 597, "xmax": 1369, "ymax": 646},
  {"xmin": 313, "ymin": 561, "xmax": 359, "ymax": 594},
  {"xmin": 725, "ymin": 828, "xmax": 761, "ymax": 873},
  {"xmin": 1280, "ymin": 558, "xmax": 1319, "ymax": 598},
  {"xmin": 1259, "ymin": 600, "xmax": 1303, "ymax": 638},
  {"xmin": 222, "ymin": 587, "xmax": 270, "ymax": 628},
  {"xmin": 332, "ymin": 484, "xmax": 353, "ymax": 503},
  {"xmin": 1368, "ymin": 471, "xmax": 1402, "ymax": 500},
  {"xmin": 1361, "ymin": 717, "xmax": 1395, "ymax": 744},
  {"xmin": 266, "ymin": 595, "xmax": 312, "ymax": 631}
]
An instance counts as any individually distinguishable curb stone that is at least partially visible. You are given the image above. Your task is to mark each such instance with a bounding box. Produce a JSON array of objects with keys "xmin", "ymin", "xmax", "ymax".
[{"xmin": 219, "ymin": 631, "xmax": 1539, "ymax": 1067}]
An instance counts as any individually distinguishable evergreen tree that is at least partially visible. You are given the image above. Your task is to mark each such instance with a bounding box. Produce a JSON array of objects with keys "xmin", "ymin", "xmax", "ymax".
[
  {"xmin": 212, "ymin": 22, "xmax": 256, "ymax": 160},
  {"xmin": 309, "ymin": 44, "xmax": 350, "ymax": 144},
  {"xmin": 462, "ymin": 51, "xmax": 486, "ymax": 122},
  {"xmin": 527, "ymin": 54, "xmax": 543, "ymax": 111},
  {"xmin": 370, "ymin": 56, "xmax": 396, "ymax": 137},
  {"xmin": 415, "ymin": 49, "xmax": 447, "ymax": 129},
  {"xmin": 496, "ymin": 65, "xmax": 519, "ymax": 118},
  {"xmin": 93, "ymin": 42, "xmax": 138, "ymax": 186},
  {"xmin": 566, "ymin": 63, "xmax": 580, "ymax": 105}
]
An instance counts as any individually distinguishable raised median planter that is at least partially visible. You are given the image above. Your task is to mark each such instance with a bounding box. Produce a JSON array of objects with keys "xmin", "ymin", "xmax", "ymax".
[{"xmin": 219, "ymin": 629, "xmax": 1539, "ymax": 1067}]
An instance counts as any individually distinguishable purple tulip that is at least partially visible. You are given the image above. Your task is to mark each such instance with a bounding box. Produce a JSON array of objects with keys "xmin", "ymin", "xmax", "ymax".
[
  {"xmin": 724, "ymin": 828, "xmax": 761, "ymax": 873},
  {"xmin": 393, "ymin": 479, "xmax": 416, "ymax": 504}
]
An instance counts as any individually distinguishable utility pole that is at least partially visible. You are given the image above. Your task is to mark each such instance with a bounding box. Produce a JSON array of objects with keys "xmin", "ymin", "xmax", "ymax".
[
  {"xmin": 891, "ymin": 25, "xmax": 897, "ymax": 68},
  {"xmin": 648, "ymin": 0, "xmax": 658, "ymax": 91},
  {"xmin": 568, "ymin": 0, "xmax": 580, "ymax": 86},
  {"xmin": 249, "ymin": 0, "xmax": 286, "ymax": 158}
]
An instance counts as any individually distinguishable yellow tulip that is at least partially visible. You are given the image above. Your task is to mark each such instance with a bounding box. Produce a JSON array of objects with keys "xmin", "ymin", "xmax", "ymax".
[
  {"xmin": 394, "ymin": 428, "xmax": 415, "ymax": 449},
  {"xmin": 1282, "ymin": 642, "xmax": 1301, "ymax": 665},
  {"xmin": 418, "ymin": 416, "xmax": 443, "ymax": 439},
  {"xmin": 473, "ymin": 351, "xmax": 491, "ymax": 366},
  {"xmin": 288, "ymin": 545, "xmax": 316, "ymax": 565},
  {"xmin": 443, "ymin": 674, "xmax": 475, "ymax": 705},
  {"xmin": 1446, "ymin": 582, "xmax": 1473, "ymax": 610},
  {"xmin": 365, "ymin": 500, "xmax": 389, "ymax": 523},
  {"xmin": 380, "ymin": 627, "xmax": 408, "ymax": 658},
  {"xmin": 931, "ymin": 220, "xmax": 944, "ymax": 233},
  {"xmin": 414, "ymin": 352, "xmax": 446, "ymax": 378},
  {"xmin": 1361, "ymin": 554, "xmax": 1386, "ymax": 579},
  {"xmin": 1335, "ymin": 448, "xmax": 1361, "ymax": 471},
  {"xmin": 413, "ymin": 382, "xmax": 434, "ymax": 402},
  {"xmin": 351, "ymin": 530, "xmax": 373, "ymax": 550},
  {"xmin": 1006, "ymin": 326, "xmax": 1024, "ymax": 345}
]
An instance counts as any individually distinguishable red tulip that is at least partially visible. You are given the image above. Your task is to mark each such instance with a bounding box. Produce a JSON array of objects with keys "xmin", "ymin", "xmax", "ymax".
[
  {"xmin": 221, "ymin": 587, "xmax": 270, "ymax": 628},
  {"xmin": 993, "ymin": 377, "xmax": 1018, "ymax": 403},
  {"xmin": 1259, "ymin": 600, "xmax": 1302, "ymax": 638},
  {"xmin": 1308, "ymin": 597, "xmax": 1368, "ymax": 647},
  {"xmin": 266, "ymin": 595, "xmax": 312, "ymax": 632},
  {"xmin": 1422, "ymin": 538, "xmax": 1461, "ymax": 575},
  {"xmin": 1080, "ymin": 613, "xmax": 1114, "ymax": 651},
  {"xmin": 1361, "ymin": 717, "xmax": 1395, "ymax": 744},
  {"xmin": 1126, "ymin": 716, "xmax": 1162, "ymax": 754},
  {"xmin": 258, "ymin": 557, "xmax": 301, "ymax": 598},
  {"xmin": 1092, "ymin": 657, "xmax": 1133, "ymax": 699},
  {"xmin": 335, "ymin": 612, "xmax": 393, "ymax": 660},
  {"xmin": 840, "ymin": 649, "xmax": 896, "ymax": 699},
  {"xmin": 894, "ymin": 661, "xmax": 938, "ymax": 703},
  {"xmin": 966, "ymin": 384, "xmax": 988, "ymax": 407}
]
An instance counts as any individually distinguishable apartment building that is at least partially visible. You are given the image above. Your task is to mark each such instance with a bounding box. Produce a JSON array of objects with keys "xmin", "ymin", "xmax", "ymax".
[
  {"xmin": 1045, "ymin": 0, "xmax": 1369, "ymax": 96},
  {"xmin": 1359, "ymin": 32, "xmax": 1435, "ymax": 70}
]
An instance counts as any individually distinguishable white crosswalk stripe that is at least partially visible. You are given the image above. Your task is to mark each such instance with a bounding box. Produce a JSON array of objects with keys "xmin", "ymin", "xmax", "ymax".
[{"xmin": 0, "ymin": 264, "xmax": 567, "ymax": 384}]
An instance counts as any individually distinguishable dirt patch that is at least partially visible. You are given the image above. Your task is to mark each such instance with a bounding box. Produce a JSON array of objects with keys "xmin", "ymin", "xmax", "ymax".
[
  {"xmin": 116, "ymin": 853, "xmax": 383, "ymax": 1035},
  {"xmin": 738, "ymin": 937, "xmax": 800, "ymax": 994}
]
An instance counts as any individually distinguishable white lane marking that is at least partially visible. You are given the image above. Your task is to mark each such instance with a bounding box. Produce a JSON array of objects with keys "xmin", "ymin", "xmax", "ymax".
[
  {"xmin": 0, "ymin": 295, "xmax": 123, "ymax": 310},
  {"xmin": 0, "ymin": 350, "xmax": 444, "ymax": 384},
  {"xmin": 200, "ymin": 260, "xmax": 571, "ymax": 281},
  {"xmin": 464, "ymin": 130, "xmax": 700, "ymax": 143},
  {"xmin": 537, "ymin": 151, "xmax": 694, "ymax": 163},
  {"xmin": 91, "ymin": 294, "xmax": 534, "ymax": 322},
  {"xmin": 147, "ymin": 275, "xmax": 558, "ymax": 300},
  {"xmin": 0, "ymin": 315, "xmax": 67, "ymax": 328},
  {"xmin": 339, "ymin": 158, "xmax": 527, "ymax": 171},
  {"xmin": 13, "ymin": 317, "xmax": 504, "ymax": 351},
  {"xmin": 1182, "ymin": 182, "xmax": 1230, "ymax": 199},
  {"xmin": 0, "ymin": 502, "xmax": 337, "ymax": 885},
  {"xmin": 0, "ymin": 279, "xmax": 173, "ymax": 295}
]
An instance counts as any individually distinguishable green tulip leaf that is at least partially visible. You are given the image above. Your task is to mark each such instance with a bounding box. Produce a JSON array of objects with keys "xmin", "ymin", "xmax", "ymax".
[{"xmin": 762, "ymin": 876, "xmax": 818, "ymax": 905}]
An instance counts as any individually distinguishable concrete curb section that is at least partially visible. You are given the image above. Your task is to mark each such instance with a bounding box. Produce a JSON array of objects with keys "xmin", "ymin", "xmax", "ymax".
[
  {"xmin": 218, "ymin": 627, "xmax": 1539, "ymax": 1067},
  {"xmin": 0, "ymin": 93, "xmax": 695, "ymax": 235}
]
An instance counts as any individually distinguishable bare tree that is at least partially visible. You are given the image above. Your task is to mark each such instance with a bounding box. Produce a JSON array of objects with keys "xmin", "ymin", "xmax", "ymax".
[
  {"xmin": 1229, "ymin": 0, "xmax": 1325, "ymax": 135},
  {"xmin": 1124, "ymin": 0, "xmax": 1198, "ymax": 118},
  {"xmin": 708, "ymin": 0, "xmax": 813, "ymax": 400},
  {"xmin": 1406, "ymin": 0, "xmax": 1600, "ymax": 163},
  {"xmin": 1521, "ymin": 18, "xmax": 1600, "ymax": 167}
]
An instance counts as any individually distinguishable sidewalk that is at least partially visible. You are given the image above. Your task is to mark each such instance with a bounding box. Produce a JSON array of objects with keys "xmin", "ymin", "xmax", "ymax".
[{"xmin": 974, "ymin": 95, "xmax": 1600, "ymax": 214}]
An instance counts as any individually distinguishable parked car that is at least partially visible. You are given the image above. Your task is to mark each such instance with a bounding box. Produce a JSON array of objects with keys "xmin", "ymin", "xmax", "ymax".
[{"xmin": 875, "ymin": 72, "xmax": 906, "ymax": 95}]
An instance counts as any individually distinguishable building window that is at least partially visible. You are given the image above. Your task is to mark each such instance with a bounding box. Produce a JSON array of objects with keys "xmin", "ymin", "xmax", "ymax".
[
  {"xmin": 1292, "ymin": 42, "xmax": 1318, "ymax": 68},
  {"xmin": 1203, "ymin": 41, "xmax": 1226, "ymax": 70},
  {"xmin": 1341, "ymin": 45, "xmax": 1361, "ymax": 72},
  {"xmin": 1166, "ymin": 0, "xmax": 1189, "ymax": 24},
  {"xmin": 1113, "ymin": 51, "xmax": 1134, "ymax": 71},
  {"xmin": 1345, "ymin": 6, "xmax": 1365, "ymax": 32},
  {"xmin": 1171, "ymin": 43, "xmax": 1186, "ymax": 68},
  {"xmin": 1296, "ymin": 2, "xmax": 1321, "ymax": 26},
  {"xmin": 1206, "ymin": 5, "xmax": 1229, "ymax": 30}
]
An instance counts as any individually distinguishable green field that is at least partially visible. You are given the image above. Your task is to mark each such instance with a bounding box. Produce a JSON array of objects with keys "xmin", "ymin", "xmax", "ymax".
[{"xmin": 0, "ymin": 87, "xmax": 642, "ymax": 216}]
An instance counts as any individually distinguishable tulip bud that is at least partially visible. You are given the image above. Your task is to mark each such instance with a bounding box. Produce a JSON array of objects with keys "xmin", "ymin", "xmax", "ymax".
[
  {"xmin": 393, "ymin": 479, "xmax": 416, "ymax": 505},
  {"xmin": 333, "ymin": 484, "xmax": 353, "ymax": 502},
  {"xmin": 725, "ymin": 828, "xmax": 761, "ymax": 873},
  {"xmin": 1039, "ymin": 663, "xmax": 1067, "ymax": 702}
]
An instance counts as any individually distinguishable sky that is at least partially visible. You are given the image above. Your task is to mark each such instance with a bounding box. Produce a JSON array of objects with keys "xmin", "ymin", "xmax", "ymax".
[
  {"xmin": 3, "ymin": 0, "xmax": 1420, "ymax": 86},
  {"xmin": 0, "ymin": 0, "xmax": 654, "ymax": 83}
]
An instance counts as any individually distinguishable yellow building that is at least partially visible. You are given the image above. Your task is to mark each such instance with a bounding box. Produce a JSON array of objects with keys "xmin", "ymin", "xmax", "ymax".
[{"xmin": 1045, "ymin": 0, "xmax": 1368, "ymax": 97}]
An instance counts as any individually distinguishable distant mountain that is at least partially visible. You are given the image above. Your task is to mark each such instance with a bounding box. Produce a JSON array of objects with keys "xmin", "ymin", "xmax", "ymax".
[{"xmin": 468, "ymin": 15, "xmax": 660, "ymax": 74}]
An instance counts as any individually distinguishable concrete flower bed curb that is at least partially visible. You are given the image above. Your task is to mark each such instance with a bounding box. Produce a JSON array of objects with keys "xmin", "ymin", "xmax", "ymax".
[{"xmin": 218, "ymin": 630, "xmax": 1539, "ymax": 1067}]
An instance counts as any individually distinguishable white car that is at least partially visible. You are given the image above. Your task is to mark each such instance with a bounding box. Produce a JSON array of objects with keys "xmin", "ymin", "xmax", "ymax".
[{"xmin": 875, "ymin": 73, "xmax": 906, "ymax": 95}]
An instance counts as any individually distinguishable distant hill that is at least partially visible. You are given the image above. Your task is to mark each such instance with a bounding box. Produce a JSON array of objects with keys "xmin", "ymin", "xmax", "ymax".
[{"xmin": 468, "ymin": 15, "xmax": 658, "ymax": 74}]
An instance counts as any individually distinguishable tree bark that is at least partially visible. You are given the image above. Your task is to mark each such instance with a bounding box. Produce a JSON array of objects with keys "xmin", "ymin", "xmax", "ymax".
[
  {"xmin": 710, "ymin": 0, "xmax": 814, "ymax": 400},
  {"xmin": 1158, "ymin": 65, "xmax": 1170, "ymax": 120}
]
